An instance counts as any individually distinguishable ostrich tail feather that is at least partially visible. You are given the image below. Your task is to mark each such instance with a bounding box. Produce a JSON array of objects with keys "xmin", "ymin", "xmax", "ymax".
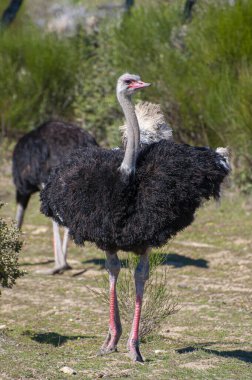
[{"xmin": 216, "ymin": 147, "xmax": 231, "ymax": 174}]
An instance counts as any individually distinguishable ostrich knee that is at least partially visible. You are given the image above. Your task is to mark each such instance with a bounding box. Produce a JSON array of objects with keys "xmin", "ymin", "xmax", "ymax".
[
  {"xmin": 99, "ymin": 251, "xmax": 122, "ymax": 355},
  {"xmin": 134, "ymin": 252, "xmax": 150, "ymax": 284},
  {"xmin": 128, "ymin": 249, "xmax": 150, "ymax": 363},
  {"xmin": 106, "ymin": 253, "xmax": 121, "ymax": 278}
]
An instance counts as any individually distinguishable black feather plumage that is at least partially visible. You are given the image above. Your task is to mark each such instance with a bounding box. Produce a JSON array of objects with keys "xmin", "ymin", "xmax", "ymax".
[
  {"xmin": 12, "ymin": 121, "xmax": 98, "ymax": 208},
  {"xmin": 40, "ymin": 139, "xmax": 230, "ymax": 253}
]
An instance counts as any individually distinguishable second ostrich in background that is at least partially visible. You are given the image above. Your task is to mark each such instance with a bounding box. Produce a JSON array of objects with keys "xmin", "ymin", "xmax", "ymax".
[
  {"xmin": 41, "ymin": 73, "xmax": 230, "ymax": 362},
  {"xmin": 12, "ymin": 121, "xmax": 98, "ymax": 274}
]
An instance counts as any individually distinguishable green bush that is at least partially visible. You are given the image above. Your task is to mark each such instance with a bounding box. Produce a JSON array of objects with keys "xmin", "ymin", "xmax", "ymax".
[
  {"xmin": 99, "ymin": 0, "xmax": 252, "ymax": 186},
  {"xmin": 72, "ymin": 4, "xmax": 182, "ymax": 147},
  {"xmin": 0, "ymin": 24, "xmax": 91, "ymax": 134},
  {"xmin": 0, "ymin": 203, "xmax": 24, "ymax": 293},
  {"xmin": 171, "ymin": 0, "xmax": 252, "ymax": 147},
  {"xmin": 1, "ymin": 0, "xmax": 252, "ymax": 186},
  {"xmin": 73, "ymin": 28, "xmax": 123, "ymax": 147},
  {"xmin": 103, "ymin": 3, "xmax": 183, "ymax": 124}
]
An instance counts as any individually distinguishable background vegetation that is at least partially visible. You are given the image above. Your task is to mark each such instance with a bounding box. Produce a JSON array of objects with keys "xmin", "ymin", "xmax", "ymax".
[{"xmin": 0, "ymin": 0, "xmax": 252, "ymax": 183}]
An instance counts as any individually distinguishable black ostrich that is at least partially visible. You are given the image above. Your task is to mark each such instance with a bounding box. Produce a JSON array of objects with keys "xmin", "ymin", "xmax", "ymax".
[
  {"xmin": 40, "ymin": 73, "xmax": 230, "ymax": 362},
  {"xmin": 12, "ymin": 120, "xmax": 98, "ymax": 274}
]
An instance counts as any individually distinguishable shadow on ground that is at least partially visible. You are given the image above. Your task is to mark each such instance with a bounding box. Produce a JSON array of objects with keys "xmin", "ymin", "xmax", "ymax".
[
  {"xmin": 177, "ymin": 344, "xmax": 252, "ymax": 363},
  {"xmin": 20, "ymin": 260, "xmax": 54, "ymax": 267},
  {"xmin": 22, "ymin": 331, "xmax": 96, "ymax": 347},
  {"xmin": 82, "ymin": 253, "xmax": 208, "ymax": 269},
  {"xmin": 82, "ymin": 258, "xmax": 127, "ymax": 269},
  {"xmin": 158, "ymin": 253, "xmax": 208, "ymax": 268}
]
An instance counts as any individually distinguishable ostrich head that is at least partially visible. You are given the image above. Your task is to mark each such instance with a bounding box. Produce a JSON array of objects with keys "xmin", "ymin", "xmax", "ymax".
[{"xmin": 117, "ymin": 73, "xmax": 151, "ymax": 98}]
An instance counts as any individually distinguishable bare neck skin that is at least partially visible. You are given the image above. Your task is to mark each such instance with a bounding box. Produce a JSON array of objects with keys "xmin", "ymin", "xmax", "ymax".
[{"xmin": 117, "ymin": 92, "xmax": 140, "ymax": 176}]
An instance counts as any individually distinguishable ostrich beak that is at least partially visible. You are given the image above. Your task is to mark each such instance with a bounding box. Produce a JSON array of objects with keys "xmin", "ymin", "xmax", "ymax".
[{"xmin": 129, "ymin": 80, "xmax": 151, "ymax": 90}]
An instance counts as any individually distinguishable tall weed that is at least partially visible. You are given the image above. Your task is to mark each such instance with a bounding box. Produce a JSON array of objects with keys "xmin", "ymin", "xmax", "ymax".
[{"xmin": 91, "ymin": 251, "xmax": 178, "ymax": 340}]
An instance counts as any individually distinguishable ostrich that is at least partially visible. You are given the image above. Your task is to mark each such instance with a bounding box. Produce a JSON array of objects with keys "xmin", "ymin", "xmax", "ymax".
[
  {"xmin": 12, "ymin": 120, "xmax": 98, "ymax": 274},
  {"xmin": 40, "ymin": 73, "xmax": 230, "ymax": 362},
  {"xmin": 13, "ymin": 104, "xmax": 169, "ymax": 274}
]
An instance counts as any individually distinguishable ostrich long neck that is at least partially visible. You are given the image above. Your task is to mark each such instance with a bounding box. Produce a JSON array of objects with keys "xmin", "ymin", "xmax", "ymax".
[{"xmin": 117, "ymin": 92, "xmax": 140, "ymax": 176}]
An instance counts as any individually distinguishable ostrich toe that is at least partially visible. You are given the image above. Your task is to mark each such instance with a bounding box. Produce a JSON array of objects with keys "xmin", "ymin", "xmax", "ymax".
[
  {"xmin": 98, "ymin": 328, "xmax": 122, "ymax": 356},
  {"xmin": 127, "ymin": 340, "xmax": 144, "ymax": 363}
]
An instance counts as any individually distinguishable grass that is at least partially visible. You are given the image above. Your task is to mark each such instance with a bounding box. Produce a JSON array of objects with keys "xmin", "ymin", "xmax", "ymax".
[{"xmin": 0, "ymin": 153, "xmax": 252, "ymax": 379}]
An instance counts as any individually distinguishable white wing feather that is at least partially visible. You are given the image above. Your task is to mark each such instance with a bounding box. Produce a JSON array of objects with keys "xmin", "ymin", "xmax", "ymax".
[{"xmin": 120, "ymin": 101, "xmax": 173, "ymax": 147}]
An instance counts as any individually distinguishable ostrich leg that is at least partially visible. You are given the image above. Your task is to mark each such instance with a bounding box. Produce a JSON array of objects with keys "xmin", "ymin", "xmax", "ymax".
[
  {"xmin": 62, "ymin": 227, "xmax": 70, "ymax": 268},
  {"xmin": 99, "ymin": 251, "xmax": 122, "ymax": 355},
  {"xmin": 15, "ymin": 204, "xmax": 25, "ymax": 229},
  {"xmin": 15, "ymin": 191, "xmax": 31, "ymax": 229},
  {"xmin": 49, "ymin": 221, "xmax": 72, "ymax": 274},
  {"xmin": 38, "ymin": 222, "xmax": 71, "ymax": 275},
  {"xmin": 127, "ymin": 249, "xmax": 150, "ymax": 362}
]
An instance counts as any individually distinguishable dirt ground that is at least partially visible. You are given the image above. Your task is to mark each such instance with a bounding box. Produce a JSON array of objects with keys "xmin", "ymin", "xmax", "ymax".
[{"xmin": 0, "ymin": 152, "xmax": 252, "ymax": 379}]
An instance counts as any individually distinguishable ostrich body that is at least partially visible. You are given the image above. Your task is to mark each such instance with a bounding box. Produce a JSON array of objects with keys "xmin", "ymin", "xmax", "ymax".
[
  {"xmin": 41, "ymin": 74, "xmax": 230, "ymax": 362},
  {"xmin": 12, "ymin": 120, "xmax": 98, "ymax": 274}
]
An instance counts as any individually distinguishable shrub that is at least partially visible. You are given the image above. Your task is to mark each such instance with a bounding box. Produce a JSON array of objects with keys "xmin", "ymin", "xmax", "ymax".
[
  {"xmin": 0, "ymin": 24, "xmax": 91, "ymax": 135},
  {"xmin": 104, "ymin": 0, "xmax": 252, "ymax": 186},
  {"xmin": 72, "ymin": 4, "xmax": 182, "ymax": 147},
  {"xmin": 0, "ymin": 203, "xmax": 24, "ymax": 293},
  {"xmin": 73, "ymin": 26, "xmax": 123, "ymax": 147},
  {"xmin": 117, "ymin": 252, "xmax": 178, "ymax": 339},
  {"xmin": 2, "ymin": 0, "xmax": 252, "ymax": 186}
]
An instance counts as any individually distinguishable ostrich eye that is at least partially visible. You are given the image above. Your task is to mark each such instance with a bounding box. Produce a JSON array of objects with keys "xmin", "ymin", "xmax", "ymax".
[{"xmin": 125, "ymin": 80, "xmax": 132, "ymax": 85}]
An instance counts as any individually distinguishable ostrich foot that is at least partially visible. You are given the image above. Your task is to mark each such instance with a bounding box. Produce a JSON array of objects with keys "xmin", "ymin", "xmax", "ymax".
[
  {"xmin": 97, "ymin": 345, "xmax": 118, "ymax": 356},
  {"xmin": 36, "ymin": 263, "xmax": 72, "ymax": 275},
  {"xmin": 97, "ymin": 329, "xmax": 122, "ymax": 356},
  {"xmin": 127, "ymin": 339, "xmax": 144, "ymax": 363}
]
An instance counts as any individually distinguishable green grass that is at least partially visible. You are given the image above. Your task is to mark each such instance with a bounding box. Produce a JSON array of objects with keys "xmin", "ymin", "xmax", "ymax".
[{"xmin": 0, "ymin": 152, "xmax": 252, "ymax": 379}]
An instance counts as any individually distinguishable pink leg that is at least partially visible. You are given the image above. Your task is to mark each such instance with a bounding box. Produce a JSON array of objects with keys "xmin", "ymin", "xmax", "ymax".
[
  {"xmin": 98, "ymin": 251, "xmax": 122, "ymax": 355},
  {"xmin": 128, "ymin": 249, "xmax": 150, "ymax": 362}
]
